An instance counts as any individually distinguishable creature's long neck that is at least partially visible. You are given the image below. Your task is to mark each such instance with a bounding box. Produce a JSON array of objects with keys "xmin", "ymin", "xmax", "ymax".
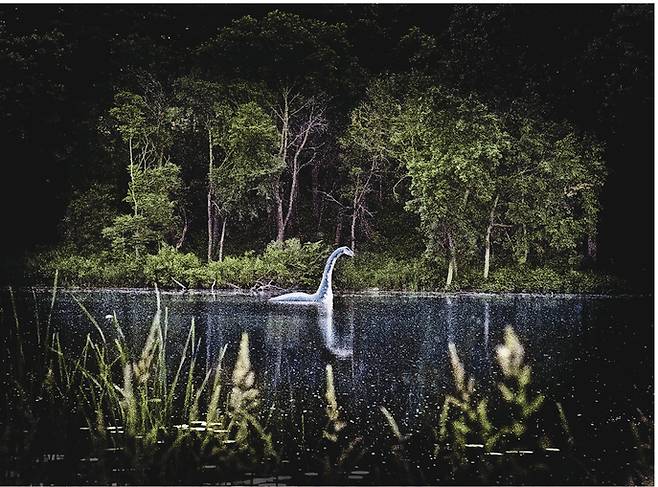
[{"xmin": 316, "ymin": 249, "xmax": 343, "ymax": 299}]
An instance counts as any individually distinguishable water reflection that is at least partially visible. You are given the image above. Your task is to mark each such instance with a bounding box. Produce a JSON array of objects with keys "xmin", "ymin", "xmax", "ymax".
[
  {"xmin": 483, "ymin": 298, "xmax": 490, "ymax": 353},
  {"xmin": 317, "ymin": 302, "xmax": 353, "ymax": 360},
  {"xmin": 9, "ymin": 289, "xmax": 652, "ymax": 468}
]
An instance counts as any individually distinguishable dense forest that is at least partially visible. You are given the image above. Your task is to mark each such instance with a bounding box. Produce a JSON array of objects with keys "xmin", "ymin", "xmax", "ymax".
[{"xmin": 0, "ymin": 5, "xmax": 652, "ymax": 292}]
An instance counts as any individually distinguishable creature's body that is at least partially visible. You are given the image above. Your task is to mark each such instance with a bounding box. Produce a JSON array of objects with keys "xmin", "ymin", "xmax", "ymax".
[{"xmin": 268, "ymin": 246, "xmax": 354, "ymax": 304}]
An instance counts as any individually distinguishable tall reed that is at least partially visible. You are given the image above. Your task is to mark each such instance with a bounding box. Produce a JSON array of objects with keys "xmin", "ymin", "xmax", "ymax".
[{"xmin": 2, "ymin": 281, "xmax": 652, "ymax": 485}]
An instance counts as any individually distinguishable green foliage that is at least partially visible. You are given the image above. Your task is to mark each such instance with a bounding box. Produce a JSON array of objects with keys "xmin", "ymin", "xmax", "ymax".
[
  {"xmin": 143, "ymin": 244, "xmax": 201, "ymax": 287},
  {"xmin": 336, "ymin": 251, "xmax": 435, "ymax": 291},
  {"xmin": 28, "ymin": 243, "xmax": 622, "ymax": 293},
  {"xmin": 29, "ymin": 240, "xmax": 332, "ymax": 290},
  {"xmin": 436, "ymin": 343, "xmax": 493, "ymax": 459},
  {"xmin": 436, "ymin": 327, "xmax": 547, "ymax": 474},
  {"xmin": 495, "ymin": 327, "xmax": 545, "ymax": 434},
  {"xmin": 479, "ymin": 266, "xmax": 622, "ymax": 294},
  {"xmin": 211, "ymin": 101, "xmax": 282, "ymax": 221},
  {"xmin": 337, "ymin": 79, "xmax": 401, "ymax": 247},
  {"xmin": 103, "ymin": 162, "xmax": 184, "ymax": 255},
  {"xmin": 2, "ymin": 286, "xmax": 275, "ymax": 484},
  {"xmin": 502, "ymin": 107, "xmax": 607, "ymax": 264},
  {"xmin": 61, "ymin": 183, "xmax": 119, "ymax": 251},
  {"xmin": 109, "ymin": 90, "xmax": 148, "ymax": 143},
  {"xmin": 109, "ymin": 85, "xmax": 177, "ymax": 167},
  {"xmin": 343, "ymin": 76, "xmax": 607, "ymax": 287},
  {"xmin": 27, "ymin": 249, "xmax": 146, "ymax": 287},
  {"xmin": 39, "ymin": 67, "xmax": 609, "ymax": 293},
  {"xmin": 103, "ymin": 82, "xmax": 185, "ymax": 257},
  {"xmin": 173, "ymin": 77, "xmax": 281, "ymax": 260},
  {"xmin": 198, "ymin": 10, "xmax": 362, "ymax": 95},
  {"xmin": 388, "ymin": 84, "xmax": 509, "ymax": 271},
  {"xmin": 258, "ymin": 239, "xmax": 329, "ymax": 286},
  {"xmin": 202, "ymin": 239, "xmax": 329, "ymax": 289},
  {"xmin": 319, "ymin": 364, "xmax": 363, "ymax": 479}
]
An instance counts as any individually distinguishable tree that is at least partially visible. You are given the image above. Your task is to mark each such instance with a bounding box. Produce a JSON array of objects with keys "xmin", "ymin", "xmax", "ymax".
[
  {"xmin": 174, "ymin": 77, "xmax": 230, "ymax": 261},
  {"xmin": 211, "ymin": 101, "xmax": 281, "ymax": 260},
  {"xmin": 103, "ymin": 163, "xmax": 183, "ymax": 256},
  {"xmin": 198, "ymin": 10, "xmax": 363, "ymax": 102},
  {"xmin": 339, "ymin": 80, "xmax": 399, "ymax": 250},
  {"xmin": 175, "ymin": 78, "xmax": 281, "ymax": 260},
  {"xmin": 501, "ymin": 109, "xmax": 606, "ymax": 268},
  {"xmin": 394, "ymin": 86, "xmax": 510, "ymax": 287},
  {"xmin": 270, "ymin": 89, "xmax": 328, "ymax": 242},
  {"xmin": 198, "ymin": 11, "xmax": 364, "ymax": 243},
  {"xmin": 103, "ymin": 82, "xmax": 184, "ymax": 256},
  {"xmin": 346, "ymin": 77, "xmax": 605, "ymax": 285},
  {"xmin": 61, "ymin": 183, "xmax": 119, "ymax": 252}
]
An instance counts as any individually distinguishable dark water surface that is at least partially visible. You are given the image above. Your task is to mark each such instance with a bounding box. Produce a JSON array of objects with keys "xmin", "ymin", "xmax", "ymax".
[{"xmin": 5, "ymin": 289, "xmax": 654, "ymax": 483}]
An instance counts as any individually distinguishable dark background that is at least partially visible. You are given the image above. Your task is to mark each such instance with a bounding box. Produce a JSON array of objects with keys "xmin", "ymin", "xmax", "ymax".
[{"xmin": 0, "ymin": 4, "xmax": 653, "ymax": 287}]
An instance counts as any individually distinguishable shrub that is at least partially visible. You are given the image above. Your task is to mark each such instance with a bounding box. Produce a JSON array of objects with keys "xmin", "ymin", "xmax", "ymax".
[
  {"xmin": 26, "ymin": 242, "xmax": 626, "ymax": 293},
  {"xmin": 143, "ymin": 244, "xmax": 202, "ymax": 288},
  {"xmin": 203, "ymin": 239, "xmax": 329, "ymax": 289},
  {"xmin": 481, "ymin": 266, "xmax": 621, "ymax": 294},
  {"xmin": 26, "ymin": 248, "xmax": 147, "ymax": 288},
  {"xmin": 336, "ymin": 251, "xmax": 439, "ymax": 291}
]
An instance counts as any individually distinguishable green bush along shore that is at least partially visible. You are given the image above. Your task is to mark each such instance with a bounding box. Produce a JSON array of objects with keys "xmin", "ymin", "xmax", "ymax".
[{"xmin": 24, "ymin": 239, "xmax": 625, "ymax": 294}]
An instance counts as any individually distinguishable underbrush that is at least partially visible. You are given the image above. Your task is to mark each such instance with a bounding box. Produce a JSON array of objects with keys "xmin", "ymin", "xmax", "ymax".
[
  {"xmin": 26, "ymin": 240, "xmax": 329, "ymax": 291},
  {"xmin": 26, "ymin": 240, "xmax": 626, "ymax": 294}
]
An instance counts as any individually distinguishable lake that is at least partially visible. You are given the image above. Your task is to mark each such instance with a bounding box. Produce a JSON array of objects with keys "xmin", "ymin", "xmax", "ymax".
[{"xmin": 2, "ymin": 289, "xmax": 653, "ymax": 484}]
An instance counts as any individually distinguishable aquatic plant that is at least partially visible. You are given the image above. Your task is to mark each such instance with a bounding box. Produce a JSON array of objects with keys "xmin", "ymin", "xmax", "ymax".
[
  {"xmin": 436, "ymin": 342, "xmax": 495, "ymax": 460},
  {"xmin": 320, "ymin": 364, "xmax": 363, "ymax": 480},
  {"xmin": 1, "ymin": 282, "xmax": 652, "ymax": 485},
  {"xmin": 1, "ymin": 282, "xmax": 275, "ymax": 484},
  {"xmin": 380, "ymin": 405, "xmax": 413, "ymax": 480},
  {"xmin": 494, "ymin": 326, "xmax": 545, "ymax": 441},
  {"xmin": 74, "ymin": 298, "xmax": 274, "ymax": 483},
  {"xmin": 434, "ymin": 326, "xmax": 550, "ymax": 468}
]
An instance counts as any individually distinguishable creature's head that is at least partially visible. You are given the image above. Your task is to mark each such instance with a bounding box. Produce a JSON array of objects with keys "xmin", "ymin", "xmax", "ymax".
[{"xmin": 338, "ymin": 246, "xmax": 355, "ymax": 257}]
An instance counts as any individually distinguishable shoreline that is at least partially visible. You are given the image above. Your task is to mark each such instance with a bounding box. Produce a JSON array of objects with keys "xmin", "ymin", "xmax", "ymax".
[{"xmin": 12, "ymin": 285, "xmax": 651, "ymax": 299}]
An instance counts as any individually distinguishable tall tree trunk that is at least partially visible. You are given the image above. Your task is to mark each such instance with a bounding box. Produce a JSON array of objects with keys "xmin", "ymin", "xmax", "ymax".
[
  {"xmin": 280, "ymin": 108, "xmax": 311, "ymax": 240},
  {"xmin": 129, "ymin": 137, "xmax": 138, "ymax": 217},
  {"xmin": 207, "ymin": 194, "xmax": 215, "ymax": 261},
  {"xmin": 483, "ymin": 195, "xmax": 499, "ymax": 280},
  {"xmin": 218, "ymin": 217, "xmax": 227, "ymax": 262},
  {"xmin": 207, "ymin": 129, "xmax": 215, "ymax": 261},
  {"xmin": 350, "ymin": 184, "xmax": 360, "ymax": 251},
  {"xmin": 175, "ymin": 209, "xmax": 188, "ymax": 251},
  {"xmin": 274, "ymin": 90, "xmax": 289, "ymax": 242},
  {"xmin": 334, "ymin": 215, "xmax": 343, "ymax": 246},
  {"xmin": 274, "ymin": 188, "xmax": 285, "ymax": 242},
  {"xmin": 446, "ymin": 230, "xmax": 457, "ymax": 288},
  {"xmin": 312, "ymin": 160, "xmax": 321, "ymax": 223},
  {"xmin": 587, "ymin": 234, "xmax": 597, "ymax": 263},
  {"xmin": 446, "ymin": 257, "xmax": 455, "ymax": 288},
  {"xmin": 272, "ymin": 89, "xmax": 324, "ymax": 243},
  {"xmin": 350, "ymin": 211, "xmax": 358, "ymax": 252},
  {"xmin": 519, "ymin": 224, "xmax": 529, "ymax": 265}
]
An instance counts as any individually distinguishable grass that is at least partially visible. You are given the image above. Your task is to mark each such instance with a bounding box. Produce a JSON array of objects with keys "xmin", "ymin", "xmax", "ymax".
[
  {"xmin": 2, "ymin": 281, "xmax": 274, "ymax": 484},
  {"xmin": 0, "ymin": 283, "xmax": 653, "ymax": 485}
]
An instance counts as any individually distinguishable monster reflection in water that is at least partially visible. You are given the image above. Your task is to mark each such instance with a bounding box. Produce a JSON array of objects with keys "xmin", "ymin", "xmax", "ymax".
[
  {"xmin": 317, "ymin": 302, "xmax": 354, "ymax": 359},
  {"xmin": 266, "ymin": 301, "xmax": 354, "ymax": 358}
]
